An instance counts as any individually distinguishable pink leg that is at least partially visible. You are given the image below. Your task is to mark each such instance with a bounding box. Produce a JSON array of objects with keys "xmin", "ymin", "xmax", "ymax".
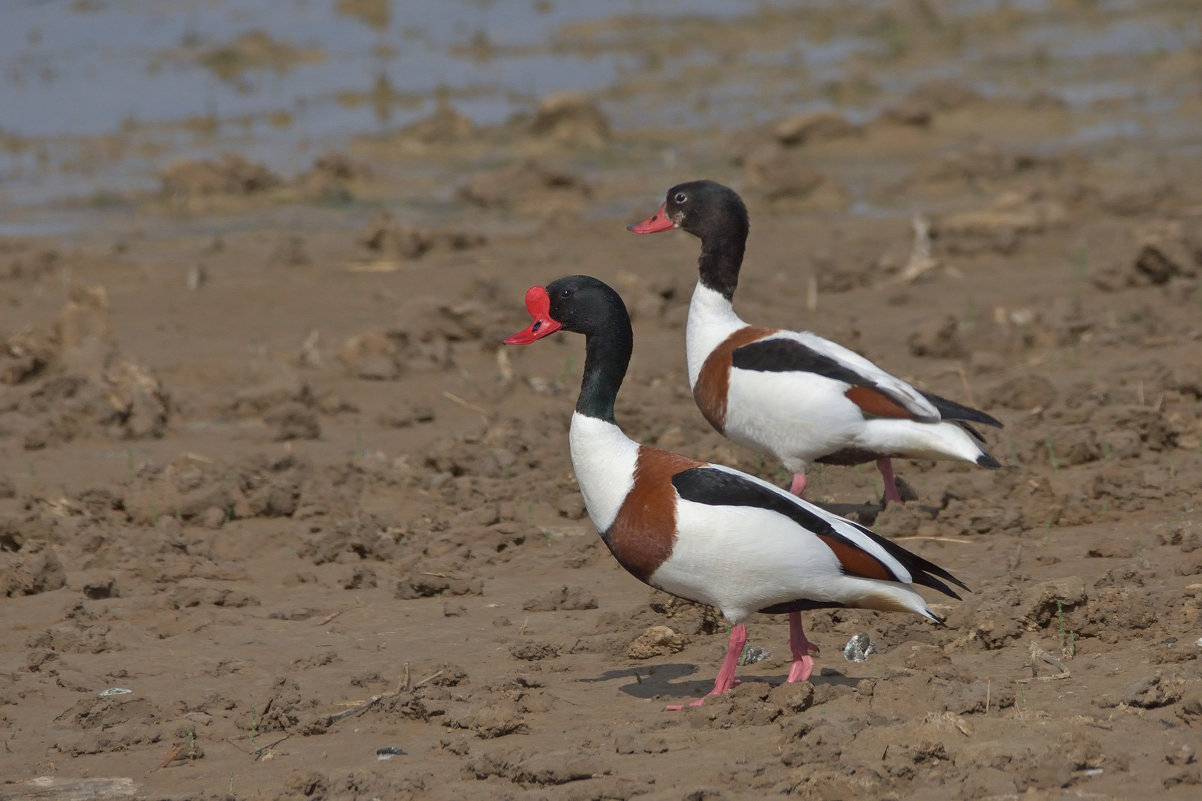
[
  {"xmin": 786, "ymin": 611, "xmax": 819, "ymax": 683},
  {"xmin": 665, "ymin": 623, "xmax": 747, "ymax": 711},
  {"xmin": 788, "ymin": 472, "xmax": 807, "ymax": 497},
  {"xmin": 876, "ymin": 456, "xmax": 904, "ymax": 506}
]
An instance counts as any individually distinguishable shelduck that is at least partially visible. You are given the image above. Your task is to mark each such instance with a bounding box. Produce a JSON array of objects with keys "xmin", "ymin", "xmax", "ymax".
[
  {"xmin": 505, "ymin": 275, "xmax": 966, "ymax": 707},
  {"xmin": 627, "ymin": 180, "xmax": 1003, "ymax": 505}
]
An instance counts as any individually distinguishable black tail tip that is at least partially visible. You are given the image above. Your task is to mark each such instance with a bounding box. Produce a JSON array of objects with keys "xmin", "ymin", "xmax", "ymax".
[{"xmin": 977, "ymin": 453, "xmax": 1001, "ymax": 469}]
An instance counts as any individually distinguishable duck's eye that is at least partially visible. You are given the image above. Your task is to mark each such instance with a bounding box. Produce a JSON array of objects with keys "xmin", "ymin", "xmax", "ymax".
[
  {"xmin": 559, "ymin": 288, "xmax": 572, "ymax": 298},
  {"xmin": 674, "ymin": 192, "xmax": 687, "ymax": 204}
]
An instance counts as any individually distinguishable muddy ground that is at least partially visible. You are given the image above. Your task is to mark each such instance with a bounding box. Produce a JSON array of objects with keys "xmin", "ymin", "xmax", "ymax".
[{"xmin": 2, "ymin": 3, "xmax": 1202, "ymax": 800}]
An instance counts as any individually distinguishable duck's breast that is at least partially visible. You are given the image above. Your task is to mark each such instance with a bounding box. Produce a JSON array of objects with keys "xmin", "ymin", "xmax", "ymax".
[{"xmin": 569, "ymin": 412, "xmax": 639, "ymax": 533}]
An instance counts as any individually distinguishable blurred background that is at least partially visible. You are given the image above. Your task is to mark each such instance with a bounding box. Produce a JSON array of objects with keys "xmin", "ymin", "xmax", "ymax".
[{"xmin": 2, "ymin": 0, "xmax": 1198, "ymax": 224}]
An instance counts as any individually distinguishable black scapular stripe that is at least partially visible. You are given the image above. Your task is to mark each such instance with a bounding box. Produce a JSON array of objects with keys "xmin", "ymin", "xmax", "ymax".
[
  {"xmin": 731, "ymin": 338, "xmax": 865, "ymax": 383},
  {"xmin": 670, "ymin": 466, "xmax": 968, "ymax": 599}
]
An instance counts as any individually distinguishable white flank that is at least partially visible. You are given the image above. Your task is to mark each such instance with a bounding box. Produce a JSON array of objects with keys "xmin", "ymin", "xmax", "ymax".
[
  {"xmin": 687, "ymin": 283, "xmax": 939, "ymax": 422},
  {"xmin": 684, "ymin": 282, "xmax": 996, "ymax": 471},
  {"xmin": 652, "ymin": 499, "xmax": 842, "ymax": 620},
  {"xmin": 568, "ymin": 411, "xmax": 638, "ymax": 533},
  {"xmin": 723, "ymin": 366, "xmax": 863, "ymax": 472},
  {"xmin": 649, "ymin": 465, "xmax": 929, "ymax": 623},
  {"xmin": 704, "ymin": 463, "xmax": 913, "ymax": 584}
]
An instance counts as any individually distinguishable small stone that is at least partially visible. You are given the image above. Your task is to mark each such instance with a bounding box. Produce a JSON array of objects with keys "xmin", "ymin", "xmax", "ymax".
[
  {"xmin": 626, "ymin": 625, "xmax": 686, "ymax": 659},
  {"xmin": 739, "ymin": 644, "xmax": 770, "ymax": 665},
  {"xmin": 199, "ymin": 506, "xmax": 226, "ymax": 529},
  {"xmin": 843, "ymin": 633, "xmax": 876, "ymax": 663}
]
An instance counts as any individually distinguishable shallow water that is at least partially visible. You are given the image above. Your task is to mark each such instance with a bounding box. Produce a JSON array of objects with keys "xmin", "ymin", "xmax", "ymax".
[{"xmin": 1, "ymin": 0, "xmax": 1197, "ymax": 210}]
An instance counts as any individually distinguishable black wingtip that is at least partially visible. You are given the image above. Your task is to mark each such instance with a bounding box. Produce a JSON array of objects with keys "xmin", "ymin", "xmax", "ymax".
[
  {"xmin": 847, "ymin": 518, "xmax": 971, "ymax": 599},
  {"xmin": 941, "ymin": 570, "xmax": 971, "ymax": 595},
  {"xmin": 920, "ymin": 390, "xmax": 1004, "ymax": 429},
  {"xmin": 916, "ymin": 554, "xmax": 971, "ymax": 596},
  {"xmin": 977, "ymin": 452, "xmax": 1001, "ymax": 469},
  {"xmin": 960, "ymin": 421, "xmax": 986, "ymax": 443},
  {"xmin": 919, "ymin": 573, "xmax": 967, "ymax": 601}
]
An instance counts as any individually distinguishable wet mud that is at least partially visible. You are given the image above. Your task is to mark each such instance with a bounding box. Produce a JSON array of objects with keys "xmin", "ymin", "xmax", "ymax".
[{"xmin": 1, "ymin": 2, "xmax": 1201, "ymax": 799}]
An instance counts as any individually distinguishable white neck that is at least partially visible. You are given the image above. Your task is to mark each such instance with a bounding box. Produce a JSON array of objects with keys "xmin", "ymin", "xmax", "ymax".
[
  {"xmin": 686, "ymin": 283, "xmax": 746, "ymax": 389},
  {"xmin": 568, "ymin": 412, "xmax": 639, "ymax": 533}
]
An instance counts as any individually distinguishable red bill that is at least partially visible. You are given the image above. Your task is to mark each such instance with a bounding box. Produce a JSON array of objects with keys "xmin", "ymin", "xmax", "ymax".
[
  {"xmin": 504, "ymin": 285, "xmax": 562, "ymax": 344},
  {"xmin": 626, "ymin": 202, "xmax": 675, "ymax": 234}
]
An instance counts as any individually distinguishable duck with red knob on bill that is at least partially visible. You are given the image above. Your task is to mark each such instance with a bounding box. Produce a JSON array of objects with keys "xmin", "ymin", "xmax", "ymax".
[
  {"xmin": 628, "ymin": 180, "xmax": 1003, "ymax": 507},
  {"xmin": 504, "ymin": 275, "xmax": 968, "ymax": 709}
]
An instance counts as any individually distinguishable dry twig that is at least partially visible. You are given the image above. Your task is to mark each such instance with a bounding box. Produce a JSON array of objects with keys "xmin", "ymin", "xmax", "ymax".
[
  {"xmin": 891, "ymin": 215, "xmax": 939, "ymax": 284},
  {"xmin": 154, "ymin": 744, "xmax": 184, "ymax": 771}
]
